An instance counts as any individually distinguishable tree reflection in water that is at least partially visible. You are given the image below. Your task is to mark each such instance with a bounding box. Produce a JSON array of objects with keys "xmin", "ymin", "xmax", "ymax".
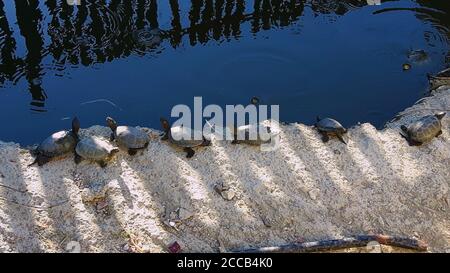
[{"xmin": 0, "ymin": 0, "xmax": 448, "ymax": 111}]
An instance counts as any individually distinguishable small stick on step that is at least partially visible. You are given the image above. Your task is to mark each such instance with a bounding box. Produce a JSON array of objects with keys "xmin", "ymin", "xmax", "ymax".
[
  {"xmin": 232, "ymin": 235, "xmax": 428, "ymax": 253},
  {"xmin": 0, "ymin": 183, "xmax": 28, "ymax": 193},
  {"xmin": 0, "ymin": 197, "xmax": 69, "ymax": 211}
]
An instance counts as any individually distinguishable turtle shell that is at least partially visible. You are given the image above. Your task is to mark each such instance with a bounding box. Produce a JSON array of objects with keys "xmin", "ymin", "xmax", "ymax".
[
  {"xmin": 116, "ymin": 126, "xmax": 150, "ymax": 149},
  {"xmin": 37, "ymin": 130, "xmax": 77, "ymax": 158},
  {"xmin": 169, "ymin": 126, "xmax": 205, "ymax": 148},
  {"xmin": 406, "ymin": 115, "xmax": 442, "ymax": 143},
  {"xmin": 316, "ymin": 118, "xmax": 346, "ymax": 133},
  {"xmin": 76, "ymin": 137, "xmax": 118, "ymax": 161},
  {"xmin": 234, "ymin": 124, "xmax": 272, "ymax": 145},
  {"xmin": 407, "ymin": 49, "xmax": 428, "ymax": 64}
]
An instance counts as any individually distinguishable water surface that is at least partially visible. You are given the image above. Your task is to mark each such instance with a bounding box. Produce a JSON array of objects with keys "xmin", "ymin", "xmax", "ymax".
[{"xmin": 0, "ymin": 0, "xmax": 449, "ymax": 144}]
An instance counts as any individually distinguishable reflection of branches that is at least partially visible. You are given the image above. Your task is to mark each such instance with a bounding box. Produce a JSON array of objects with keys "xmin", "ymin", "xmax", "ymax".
[
  {"xmin": 15, "ymin": 0, "xmax": 47, "ymax": 110},
  {"xmin": 3, "ymin": 0, "xmax": 439, "ymax": 100},
  {"xmin": 0, "ymin": 1, "xmax": 20, "ymax": 85},
  {"xmin": 4, "ymin": 0, "xmax": 372, "ymax": 72},
  {"xmin": 169, "ymin": 0, "xmax": 182, "ymax": 47}
]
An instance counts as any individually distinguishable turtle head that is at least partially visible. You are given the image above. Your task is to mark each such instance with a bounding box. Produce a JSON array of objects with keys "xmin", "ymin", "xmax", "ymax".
[
  {"xmin": 400, "ymin": 125, "xmax": 409, "ymax": 133},
  {"xmin": 160, "ymin": 118, "xmax": 170, "ymax": 132},
  {"xmin": 71, "ymin": 117, "xmax": 80, "ymax": 136},
  {"xmin": 106, "ymin": 117, "xmax": 118, "ymax": 132},
  {"xmin": 251, "ymin": 97, "xmax": 260, "ymax": 105},
  {"xmin": 435, "ymin": 112, "xmax": 446, "ymax": 120}
]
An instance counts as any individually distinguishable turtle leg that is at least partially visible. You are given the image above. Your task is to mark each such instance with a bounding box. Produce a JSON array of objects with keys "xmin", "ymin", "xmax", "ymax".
[
  {"xmin": 201, "ymin": 138, "xmax": 211, "ymax": 146},
  {"xmin": 408, "ymin": 139, "xmax": 423, "ymax": 146},
  {"xmin": 36, "ymin": 155, "xmax": 51, "ymax": 166},
  {"xmin": 337, "ymin": 133, "xmax": 347, "ymax": 145},
  {"xmin": 30, "ymin": 148, "xmax": 39, "ymax": 156},
  {"xmin": 184, "ymin": 147, "xmax": 195, "ymax": 158},
  {"xmin": 128, "ymin": 149, "xmax": 138, "ymax": 156},
  {"xmin": 28, "ymin": 154, "xmax": 48, "ymax": 167},
  {"xmin": 399, "ymin": 132, "xmax": 409, "ymax": 141},
  {"xmin": 399, "ymin": 132, "xmax": 422, "ymax": 146},
  {"xmin": 161, "ymin": 132, "xmax": 169, "ymax": 141},
  {"xmin": 74, "ymin": 154, "xmax": 83, "ymax": 165},
  {"xmin": 320, "ymin": 132, "xmax": 330, "ymax": 143},
  {"xmin": 231, "ymin": 135, "xmax": 240, "ymax": 144},
  {"xmin": 98, "ymin": 161, "xmax": 107, "ymax": 168}
]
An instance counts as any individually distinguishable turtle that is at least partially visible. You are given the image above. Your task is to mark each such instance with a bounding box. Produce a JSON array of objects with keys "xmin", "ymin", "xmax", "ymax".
[
  {"xmin": 315, "ymin": 117, "xmax": 347, "ymax": 144},
  {"xmin": 400, "ymin": 112, "xmax": 446, "ymax": 146},
  {"xmin": 29, "ymin": 118, "xmax": 80, "ymax": 166},
  {"xmin": 160, "ymin": 118, "xmax": 210, "ymax": 158},
  {"xmin": 428, "ymin": 68, "xmax": 450, "ymax": 90},
  {"xmin": 75, "ymin": 136, "xmax": 119, "ymax": 168},
  {"xmin": 106, "ymin": 117, "xmax": 150, "ymax": 156},
  {"xmin": 251, "ymin": 96, "xmax": 260, "ymax": 105},
  {"xmin": 231, "ymin": 123, "xmax": 273, "ymax": 146},
  {"xmin": 407, "ymin": 49, "xmax": 429, "ymax": 64}
]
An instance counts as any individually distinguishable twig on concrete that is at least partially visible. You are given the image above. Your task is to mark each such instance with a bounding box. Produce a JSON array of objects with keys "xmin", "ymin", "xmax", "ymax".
[
  {"xmin": 232, "ymin": 235, "xmax": 428, "ymax": 253},
  {"xmin": 0, "ymin": 183, "xmax": 28, "ymax": 193},
  {"xmin": 0, "ymin": 197, "xmax": 69, "ymax": 211}
]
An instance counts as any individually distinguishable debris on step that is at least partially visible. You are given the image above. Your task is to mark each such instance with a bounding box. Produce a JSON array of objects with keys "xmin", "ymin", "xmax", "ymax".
[
  {"xmin": 366, "ymin": 241, "xmax": 382, "ymax": 253},
  {"xmin": 214, "ymin": 181, "xmax": 236, "ymax": 201},
  {"xmin": 261, "ymin": 215, "xmax": 273, "ymax": 228},
  {"xmin": 163, "ymin": 207, "xmax": 194, "ymax": 230},
  {"xmin": 96, "ymin": 199, "xmax": 109, "ymax": 211},
  {"xmin": 177, "ymin": 207, "xmax": 194, "ymax": 221},
  {"xmin": 81, "ymin": 181, "xmax": 108, "ymax": 203},
  {"xmin": 122, "ymin": 243, "xmax": 132, "ymax": 252},
  {"xmin": 218, "ymin": 238, "xmax": 227, "ymax": 253},
  {"xmin": 308, "ymin": 189, "xmax": 320, "ymax": 200},
  {"xmin": 65, "ymin": 241, "xmax": 81, "ymax": 253},
  {"xmin": 214, "ymin": 181, "xmax": 229, "ymax": 193},
  {"xmin": 168, "ymin": 241, "xmax": 182, "ymax": 253},
  {"xmin": 221, "ymin": 190, "xmax": 236, "ymax": 201}
]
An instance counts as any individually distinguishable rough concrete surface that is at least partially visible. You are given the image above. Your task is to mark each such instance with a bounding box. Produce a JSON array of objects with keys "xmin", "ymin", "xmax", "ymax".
[{"xmin": 0, "ymin": 87, "xmax": 449, "ymax": 253}]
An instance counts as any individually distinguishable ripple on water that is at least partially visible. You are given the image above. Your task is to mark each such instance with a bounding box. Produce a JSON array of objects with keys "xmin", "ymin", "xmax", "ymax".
[{"xmin": 131, "ymin": 27, "xmax": 163, "ymax": 55}]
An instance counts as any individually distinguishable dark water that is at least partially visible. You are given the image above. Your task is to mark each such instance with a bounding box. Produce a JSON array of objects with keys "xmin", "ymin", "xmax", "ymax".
[{"xmin": 0, "ymin": 0, "xmax": 449, "ymax": 145}]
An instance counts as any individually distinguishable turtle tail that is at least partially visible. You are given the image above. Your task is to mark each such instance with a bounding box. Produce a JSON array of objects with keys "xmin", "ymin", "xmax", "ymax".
[
  {"xmin": 28, "ymin": 158, "xmax": 38, "ymax": 167},
  {"xmin": 400, "ymin": 125, "xmax": 408, "ymax": 133},
  {"xmin": 28, "ymin": 149, "xmax": 40, "ymax": 166},
  {"xmin": 435, "ymin": 112, "xmax": 446, "ymax": 120},
  {"xmin": 28, "ymin": 154, "xmax": 50, "ymax": 167}
]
